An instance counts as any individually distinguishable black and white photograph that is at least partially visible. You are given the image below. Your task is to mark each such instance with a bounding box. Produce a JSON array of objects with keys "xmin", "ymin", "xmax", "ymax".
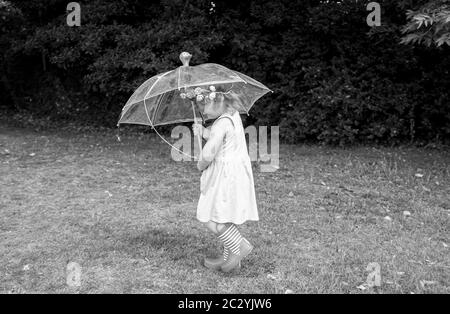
[{"xmin": 0, "ymin": 0, "xmax": 449, "ymax": 298}]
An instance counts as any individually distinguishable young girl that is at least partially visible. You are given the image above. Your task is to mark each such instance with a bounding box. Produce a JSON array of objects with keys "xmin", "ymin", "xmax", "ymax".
[{"xmin": 192, "ymin": 87, "xmax": 259, "ymax": 273}]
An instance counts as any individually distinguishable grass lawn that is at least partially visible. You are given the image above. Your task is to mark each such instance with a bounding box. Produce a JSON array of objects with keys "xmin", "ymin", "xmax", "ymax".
[{"xmin": 0, "ymin": 121, "xmax": 449, "ymax": 294}]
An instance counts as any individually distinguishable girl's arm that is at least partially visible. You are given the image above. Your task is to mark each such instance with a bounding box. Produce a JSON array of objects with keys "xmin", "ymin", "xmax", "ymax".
[{"xmin": 197, "ymin": 119, "xmax": 232, "ymax": 171}]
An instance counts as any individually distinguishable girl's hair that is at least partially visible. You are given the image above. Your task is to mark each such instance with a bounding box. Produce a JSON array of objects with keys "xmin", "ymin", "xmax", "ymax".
[{"xmin": 215, "ymin": 90, "xmax": 243, "ymax": 114}]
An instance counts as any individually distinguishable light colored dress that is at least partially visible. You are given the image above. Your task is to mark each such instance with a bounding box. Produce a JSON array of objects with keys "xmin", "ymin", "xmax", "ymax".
[{"xmin": 196, "ymin": 110, "xmax": 259, "ymax": 225}]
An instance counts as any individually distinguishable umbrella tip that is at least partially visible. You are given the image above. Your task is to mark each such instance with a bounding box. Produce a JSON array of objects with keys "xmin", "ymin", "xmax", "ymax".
[{"xmin": 180, "ymin": 52, "xmax": 192, "ymax": 67}]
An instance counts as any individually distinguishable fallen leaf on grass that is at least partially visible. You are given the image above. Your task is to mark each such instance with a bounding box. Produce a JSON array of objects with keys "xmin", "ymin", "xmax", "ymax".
[
  {"xmin": 356, "ymin": 284, "xmax": 368, "ymax": 291},
  {"xmin": 338, "ymin": 185, "xmax": 354, "ymax": 193},
  {"xmin": 425, "ymin": 259, "xmax": 437, "ymax": 266},
  {"xmin": 420, "ymin": 280, "xmax": 437, "ymax": 289}
]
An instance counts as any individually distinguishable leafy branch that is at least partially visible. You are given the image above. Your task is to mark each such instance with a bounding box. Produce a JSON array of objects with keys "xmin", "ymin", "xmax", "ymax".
[{"xmin": 400, "ymin": 1, "xmax": 450, "ymax": 47}]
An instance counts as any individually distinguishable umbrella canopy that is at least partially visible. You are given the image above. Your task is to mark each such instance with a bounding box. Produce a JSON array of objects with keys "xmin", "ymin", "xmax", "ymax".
[{"xmin": 117, "ymin": 52, "xmax": 272, "ymax": 127}]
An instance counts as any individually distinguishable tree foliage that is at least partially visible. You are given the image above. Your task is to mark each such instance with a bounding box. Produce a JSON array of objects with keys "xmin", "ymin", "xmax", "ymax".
[
  {"xmin": 1, "ymin": 0, "xmax": 449, "ymax": 144},
  {"xmin": 401, "ymin": 0, "xmax": 450, "ymax": 46}
]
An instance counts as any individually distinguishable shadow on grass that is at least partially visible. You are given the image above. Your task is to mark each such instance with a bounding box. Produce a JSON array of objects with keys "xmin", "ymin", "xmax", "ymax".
[
  {"xmin": 116, "ymin": 228, "xmax": 208, "ymax": 268},
  {"xmin": 116, "ymin": 228, "xmax": 278, "ymax": 277}
]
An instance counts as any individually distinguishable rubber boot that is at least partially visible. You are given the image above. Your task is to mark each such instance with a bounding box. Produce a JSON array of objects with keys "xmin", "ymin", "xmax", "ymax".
[
  {"xmin": 220, "ymin": 238, "xmax": 253, "ymax": 273},
  {"xmin": 204, "ymin": 247, "xmax": 242, "ymax": 271},
  {"xmin": 204, "ymin": 247, "xmax": 228, "ymax": 270}
]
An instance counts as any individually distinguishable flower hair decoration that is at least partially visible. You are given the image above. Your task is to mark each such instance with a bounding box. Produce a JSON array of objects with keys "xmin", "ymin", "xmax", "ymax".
[{"xmin": 179, "ymin": 84, "xmax": 233, "ymax": 103}]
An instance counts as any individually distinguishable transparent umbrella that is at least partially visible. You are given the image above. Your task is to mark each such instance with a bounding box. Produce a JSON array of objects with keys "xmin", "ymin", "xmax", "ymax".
[{"xmin": 117, "ymin": 51, "xmax": 273, "ymax": 156}]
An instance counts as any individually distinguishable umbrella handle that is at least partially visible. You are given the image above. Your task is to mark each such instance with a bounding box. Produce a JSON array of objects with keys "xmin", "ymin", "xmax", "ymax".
[{"xmin": 191, "ymin": 101, "xmax": 203, "ymax": 159}]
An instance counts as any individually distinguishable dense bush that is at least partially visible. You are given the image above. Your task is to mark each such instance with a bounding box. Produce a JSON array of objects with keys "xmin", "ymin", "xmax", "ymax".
[{"xmin": 1, "ymin": 0, "xmax": 449, "ymax": 144}]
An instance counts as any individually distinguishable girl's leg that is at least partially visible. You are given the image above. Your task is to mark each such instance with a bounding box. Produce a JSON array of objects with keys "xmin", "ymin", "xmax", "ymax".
[
  {"xmin": 204, "ymin": 220, "xmax": 251, "ymax": 272},
  {"xmin": 216, "ymin": 223, "xmax": 253, "ymax": 273},
  {"xmin": 204, "ymin": 221, "xmax": 226, "ymax": 234},
  {"xmin": 202, "ymin": 221, "xmax": 232, "ymax": 270}
]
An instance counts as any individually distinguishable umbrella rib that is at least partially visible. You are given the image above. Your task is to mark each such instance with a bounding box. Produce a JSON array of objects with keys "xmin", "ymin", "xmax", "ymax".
[
  {"xmin": 236, "ymin": 91, "xmax": 249, "ymax": 115},
  {"xmin": 151, "ymin": 123, "xmax": 195, "ymax": 159},
  {"xmin": 151, "ymin": 92, "xmax": 166, "ymax": 126},
  {"xmin": 213, "ymin": 64, "xmax": 274, "ymax": 115},
  {"xmin": 143, "ymin": 70, "xmax": 173, "ymax": 124},
  {"xmin": 144, "ymin": 69, "xmax": 172, "ymax": 100},
  {"xmin": 141, "ymin": 70, "xmax": 195, "ymax": 159},
  {"xmin": 214, "ymin": 64, "xmax": 247, "ymax": 85},
  {"xmin": 177, "ymin": 66, "xmax": 181, "ymax": 91},
  {"xmin": 214, "ymin": 63, "xmax": 272, "ymax": 92},
  {"xmin": 228, "ymin": 70, "xmax": 248, "ymax": 85},
  {"xmin": 119, "ymin": 75, "xmax": 158, "ymax": 119}
]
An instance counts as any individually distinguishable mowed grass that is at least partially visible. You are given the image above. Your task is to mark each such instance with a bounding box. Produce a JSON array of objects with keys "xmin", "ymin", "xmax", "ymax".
[{"xmin": 0, "ymin": 122, "xmax": 449, "ymax": 294}]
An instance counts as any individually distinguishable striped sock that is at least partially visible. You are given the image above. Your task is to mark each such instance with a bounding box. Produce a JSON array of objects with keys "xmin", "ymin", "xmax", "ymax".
[
  {"xmin": 223, "ymin": 247, "xmax": 229, "ymax": 261},
  {"xmin": 218, "ymin": 224, "xmax": 242, "ymax": 255}
]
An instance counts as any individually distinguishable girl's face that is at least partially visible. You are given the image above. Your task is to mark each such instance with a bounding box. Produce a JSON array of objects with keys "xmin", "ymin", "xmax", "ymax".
[{"xmin": 202, "ymin": 96, "xmax": 225, "ymax": 119}]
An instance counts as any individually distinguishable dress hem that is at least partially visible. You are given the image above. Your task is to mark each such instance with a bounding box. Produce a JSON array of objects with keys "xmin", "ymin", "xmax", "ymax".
[{"xmin": 196, "ymin": 216, "xmax": 259, "ymax": 225}]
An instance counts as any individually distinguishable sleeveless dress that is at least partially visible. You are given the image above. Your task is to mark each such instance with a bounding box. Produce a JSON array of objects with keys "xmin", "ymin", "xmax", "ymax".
[{"xmin": 196, "ymin": 110, "xmax": 259, "ymax": 225}]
